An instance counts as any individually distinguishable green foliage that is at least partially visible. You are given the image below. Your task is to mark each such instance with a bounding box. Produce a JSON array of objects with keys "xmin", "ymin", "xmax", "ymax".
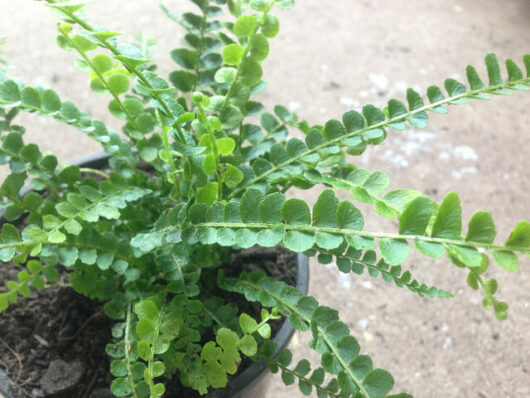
[
  {"xmin": 219, "ymin": 271, "xmax": 410, "ymax": 397},
  {"xmin": 0, "ymin": 1, "xmax": 528, "ymax": 397}
]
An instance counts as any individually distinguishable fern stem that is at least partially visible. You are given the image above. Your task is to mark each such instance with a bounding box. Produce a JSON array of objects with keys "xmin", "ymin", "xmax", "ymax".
[
  {"xmin": 146, "ymin": 302, "xmax": 164, "ymax": 390},
  {"xmin": 58, "ymin": 30, "xmax": 142, "ymax": 142},
  {"xmin": 124, "ymin": 303, "xmax": 139, "ymax": 398},
  {"xmin": 206, "ymin": 133, "xmax": 223, "ymax": 201},
  {"xmin": 64, "ymin": 13, "xmax": 175, "ymax": 119},
  {"xmin": 219, "ymin": 7, "xmax": 271, "ymax": 113},
  {"xmin": 172, "ymin": 254, "xmax": 188, "ymax": 297},
  {"xmin": 159, "ymin": 119, "xmax": 178, "ymax": 174},
  {"xmin": 0, "ymin": 240, "xmax": 140, "ymax": 267},
  {"xmin": 79, "ymin": 168, "xmax": 109, "ymax": 179},
  {"xmin": 157, "ymin": 221, "xmax": 530, "ymax": 255},
  {"xmin": 202, "ymin": 306, "xmax": 225, "ymax": 327},
  {"xmin": 43, "ymin": 283, "xmax": 72, "ymax": 289},
  {"xmin": 190, "ymin": 1, "xmax": 209, "ymax": 94}
]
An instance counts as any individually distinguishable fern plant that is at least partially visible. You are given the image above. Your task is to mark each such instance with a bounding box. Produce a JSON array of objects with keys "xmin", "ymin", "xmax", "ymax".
[{"xmin": 0, "ymin": 0, "xmax": 528, "ymax": 397}]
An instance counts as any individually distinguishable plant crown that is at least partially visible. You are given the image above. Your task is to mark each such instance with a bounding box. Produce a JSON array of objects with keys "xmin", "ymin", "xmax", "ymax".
[{"xmin": 0, "ymin": 1, "xmax": 528, "ymax": 397}]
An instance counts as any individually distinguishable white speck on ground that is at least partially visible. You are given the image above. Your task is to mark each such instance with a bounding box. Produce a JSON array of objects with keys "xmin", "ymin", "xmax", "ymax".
[
  {"xmin": 381, "ymin": 151, "xmax": 409, "ymax": 167},
  {"xmin": 460, "ymin": 166, "xmax": 478, "ymax": 174},
  {"xmin": 452, "ymin": 166, "xmax": 479, "ymax": 179},
  {"xmin": 394, "ymin": 81, "xmax": 408, "ymax": 94},
  {"xmin": 337, "ymin": 273, "xmax": 352, "ymax": 289},
  {"xmin": 360, "ymin": 151, "xmax": 370, "ymax": 165},
  {"xmin": 400, "ymin": 141, "xmax": 423, "ymax": 157},
  {"xmin": 340, "ymin": 96, "xmax": 360, "ymax": 108},
  {"xmin": 413, "ymin": 131, "xmax": 438, "ymax": 143},
  {"xmin": 320, "ymin": 64, "xmax": 329, "ymax": 71},
  {"xmin": 368, "ymin": 73, "xmax": 389, "ymax": 92},
  {"xmin": 374, "ymin": 130, "xmax": 438, "ymax": 167},
  {"xmin": 357, "ymin": 318, "xmax": 369, "ymax": 330},
  {"xmin": 361, "ymin": 280, "xmax": 374, "ymax": 290},
  {"xmin": 439, "ymin": 151, "xmax": 450, "ymax": 160},
  {"xmin": 288, "ymin": 101, "xmax": 301, "ymax": 111},
  {"xmin": 443, "ymin": 336, "xmax": 453, "ymax": 350},
  {"xmin": 453, "ymin": 145, "xmax": 479, "ymax": 161},
  {"xmin": 363, "ymin": 331, "xmax": 374, "ymax": 342}
]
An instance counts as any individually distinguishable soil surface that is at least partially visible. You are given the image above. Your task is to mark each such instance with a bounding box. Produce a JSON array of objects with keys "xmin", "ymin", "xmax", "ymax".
[
  {"xmin": 0, "ymin": 247, "xmax": 298, "ymax": 397},
  {"xmin": 0, "ymin": 1, "xmax": 529, "ymax": 398},
  {"xmin": 0, "ymin": 287, "xmax": 111, "ymax": 397}
]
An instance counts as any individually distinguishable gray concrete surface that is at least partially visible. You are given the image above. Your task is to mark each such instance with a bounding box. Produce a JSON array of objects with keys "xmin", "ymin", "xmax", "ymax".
[{"xmin": 0, "ymin": 1, "xmax": 529, "ymax": 397}]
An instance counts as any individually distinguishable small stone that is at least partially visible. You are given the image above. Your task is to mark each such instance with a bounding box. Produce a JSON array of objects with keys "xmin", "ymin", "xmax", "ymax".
[
  {"xmin": 39, "ymin": 359, "xmax": 85, "ymax": 395},
  {"xmin": 7, "ymin": 269, "xmax": 18, "ymax": 280},
  {"xmin": 0, "ymin": 367, "xmax": 12, "ymax": 396}
]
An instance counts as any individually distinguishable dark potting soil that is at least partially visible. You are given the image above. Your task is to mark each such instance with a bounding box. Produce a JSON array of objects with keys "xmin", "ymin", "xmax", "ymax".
[
  {"xmin": 0, "ymin": 246, "xmax": 298, "ymax": 398},
  {"xmin": 0, "ymin": 286, "xmax": 111, "ymax": 398}
]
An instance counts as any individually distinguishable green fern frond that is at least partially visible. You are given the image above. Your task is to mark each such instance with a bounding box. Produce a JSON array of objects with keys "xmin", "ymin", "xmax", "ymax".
[
  {"xmin": 228, "ymin": 53, "xmax": 530, "ymax": 198},
  {"xmin": 163, "ymin": 0, "xmax": 224, "ymax": 94},
  {"xmin": 315, "ymin": 247, "xmax": 452, "ymax": 298},
  {"xmin": 25, "ymin": 180, "xmax": 150, "ymax": 246},
  {"xmin": 49, "ymin": 4, "xmax": 181, "ymax": 127},
  {"xmin": 309, "ymin": 167, "xmax": 420, "ymax": 219},
  {"xmin": 0, "ymin": 79, "xmax": 135, "ymax": 166},
  {"xmin": 1, "ymin": 132, "xmax": 62, "ymax": 193},
  {"xmin": 134, "ymin": 188, "xmax": 530, "ymax": 261},
  {"xmin": 132, "ymin": 187, "xmax": 528, "ymax": 317},
  {"xmin": 220, "ymin": 271, "xmax": 398, "ymax": 398}
]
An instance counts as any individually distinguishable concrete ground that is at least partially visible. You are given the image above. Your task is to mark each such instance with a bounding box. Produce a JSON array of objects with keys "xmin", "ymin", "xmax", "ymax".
[{"xmin": 1, "ymin": 1, "xmax": 529, "ymax": 397}]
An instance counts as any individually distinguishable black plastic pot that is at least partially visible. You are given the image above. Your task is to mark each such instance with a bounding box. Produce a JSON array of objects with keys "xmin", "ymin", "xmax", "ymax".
[{"xmin": 1, "ymin": 152, "xmax": 310, "ymax": 398}]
